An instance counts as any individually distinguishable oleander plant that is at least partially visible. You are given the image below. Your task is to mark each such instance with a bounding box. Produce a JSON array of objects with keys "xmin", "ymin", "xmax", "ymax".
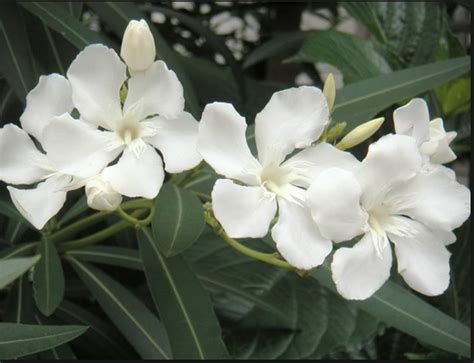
[{"xmin": 0, "ymin": 1, "xmax": 471, "ymax": 360}]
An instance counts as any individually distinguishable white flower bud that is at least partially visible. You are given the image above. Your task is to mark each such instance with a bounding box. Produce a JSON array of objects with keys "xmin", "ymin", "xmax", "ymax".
[
  {"xmin": 323, "ymin": 73, "xmax": 336, "ymax": 114},
  {"xmin": 336, "ymin": 117, "xmax": 385, "ymax": 150},
  {"xmin": 85, "ymin": 175, "xmax": 122, "ymax": 212},
  {"xmin": 121, "ymin": 19, "xmax": 156, "ymax": 73}
]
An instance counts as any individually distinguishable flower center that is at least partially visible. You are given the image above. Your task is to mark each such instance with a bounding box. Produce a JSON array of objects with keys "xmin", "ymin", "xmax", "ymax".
[
  {"xmin": 117, "ymin": 120, "xmax": 141, "ymax": 145},
  {"xmin": 259, "ymin": 162, "xmax": 293, "ymax": 196}
]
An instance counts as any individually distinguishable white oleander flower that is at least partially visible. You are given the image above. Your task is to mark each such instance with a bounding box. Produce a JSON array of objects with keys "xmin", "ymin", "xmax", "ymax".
[
  {"xmin": 85, "ymin": 173, "xmax": 122, "ymax": 212},
  {"xmin": 52, "ymin": 43, "xmax": 202, "ymax": 200},
  {"xmin": 121, "ymin": 19, "xmax": 156, "ymax": 73},
  {"xmin": 198, "ymin": 86, "xmax": 360, "ymax": 270},
  {"xmin": 0, "ymin": 74, "xmax": 113, "ymax": 229},
  {"xmin": 394, "ymin": 98, "xmax": 457, "ymax": 166},
  {"xmin": 307, "ymin": 134, "xmax": 471, "ymax": 300}
]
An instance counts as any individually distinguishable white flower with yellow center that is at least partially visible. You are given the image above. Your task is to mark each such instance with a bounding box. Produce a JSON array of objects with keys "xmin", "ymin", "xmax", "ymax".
[
  {"xmin": 198, "ymin": 86, "xmax": 359, "ymax": 270},
  {"xmin": 307, "ymin": 134, "xmax": 470, "ymax": 300}
]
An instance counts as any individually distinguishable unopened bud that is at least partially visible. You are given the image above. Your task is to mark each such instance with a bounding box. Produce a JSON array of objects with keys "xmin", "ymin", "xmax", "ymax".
[
  {"xmin": 336, "ymin": 117, "xmax": 384, "ymax": 150},
  {"xmin": 121, "ymin": 19, "xmax": 156, "ymax": 73},
  {"xmin": 323, "ymin": 73, "xmax": 336, "ymax": 114},
  {"xmin": 86, "ymin": 175, "xmax": 122, "ymax": 212},
  {"xmin": 325, "ymin": 121, "xmax": 347, "ymax": 142}
]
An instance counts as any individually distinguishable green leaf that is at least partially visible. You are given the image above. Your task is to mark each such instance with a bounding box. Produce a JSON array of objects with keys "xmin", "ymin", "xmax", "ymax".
[
  {"xmin": 0, "ymin": 2, "xmax": 37, "ymax": 101},
  {"xmin": 333, "ymin": 56, "xmax": 471, "ymax": 133},
  {"xmin": 138, "ymin": 227, "xmax": 229, "ymax": 359},
  {"xmin": 66, "ymin": 246, "xmax": 142, "ymax": 270},
  {"xmin": 310, "ymin": 264, "xmax": 471, "ymax": 357},
  {"xmin": 59, "ymin": 196, "xmax": 88, "ymax": 225},
  {"xmin": 33, "ymin": 238, "xmax": 65, "ymax": 316},
  {"xmin": 55, "ymin": 300, "xmax": 134, "ymax": 358},
  {"xmin": 152, "ymin": 183, "xmax": 205, "ymax": 257},
  {"xmin": 0, "ymin": 255, "xmax": 40, "ymax": 289},
  {"xmin": 34, "ymin": 314, "xmax": 76, "ymax": 360},
  {"xmin": 86, "ymin": 1, "xmax": 200, "ymax": 117},
  {"xmin": 291, "ymin": 30, "xmax": 392, "ymax": 83},
  {"xmin": 0, "ymin": 242, "xmax": 37, "ymax": 260},
  {"xmin": 243, "ymin": 31, "xmax": 307, "ymax": 69},
  {"xmin": 20, "ymin": 2, "xmax": 105, "ymax": 50},
  {"xmin": 68, "ymin": 257, "xmax": 171, "ymax": 359},
  {"xmin": 0, "ymin": 323, "xmax": 87, "ymax": 359},
  {"xmin": 3, "ymin": 275, "xmax": 35, "ymax": 324}
]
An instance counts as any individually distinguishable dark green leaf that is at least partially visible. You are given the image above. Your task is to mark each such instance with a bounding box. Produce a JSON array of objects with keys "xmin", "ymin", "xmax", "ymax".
[
  {"xmin": 20, "ymin": 2, "xmax": 105, "ymax": 50},
  {"xmin": 66, "ymin": 246, "xmax": 142, "ymax": 270},
  {"xmin": 0, "ymin": 2, "xmax": 37, "ymax": 100},
  {"xmin": 0, "ymin": 242, "xmax": 37, "ymax": 260},
  {"xmin": 291, "ymin": 30, "xmax": 392, "ymax": 83},
  {"xmin": 33, "ymin": 238, "xmax": 65, "ymax": 316},
  {"xmin": 152, "ymin": 183, "xmax": 205, "ymax": 257},
  {"xmin": 333, "ymin": 56, "xmax": 471, "ymax": 133},
  {"xmin": 59, "ymin": 196, "xmax": 89, "ymax": 226},
  {"xmin": 138, "ymin": 227, "xmax": 229, "ymax": 359},
  {"xmin": 3, "ymin": 275, "xmax": 35, "ymax": 324},
  {"xmin": 68, "ymin": 257, "xmax": 171, "ymax": 359},
  {"xmin": 310, "ymin": 263, "xmax": 471, "ymax": 357},
  {"xmin": 34, "ymin": 314, "xmax": 76, "ymax": 360},
  {"xmin": 0, "ymin": 255, "xmax": 40, "ymax": 289},
  {"xmin": 0, "ymin": 323, "xmax": 87, "ymax": 359}
]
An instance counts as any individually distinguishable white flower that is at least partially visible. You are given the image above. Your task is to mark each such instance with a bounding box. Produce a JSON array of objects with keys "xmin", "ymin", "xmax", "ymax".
[
  {"xmin": 307, "ymin": 134, "xmax": 471, "ymax": 300},
  {"xmin": 85, "ymin": 174, "xmax": 122, "ymax": 212},
  {"xmin": 120, "ymin": 19, "xmax": 156, "ymax": 73},
  {"xmin": 394, "ymin": 98, "xmax": 457, "ymax": 165},
  {"xmin": 198, "ymin": 86, "xmax": 360, "ymax": 270},
  {"xmin": 53, "ymin": 43, "xmax": 202, "ymax": 200},
  {"xmin": 0, "ymin": 74, "xmax": 112, "ymax": 229}
]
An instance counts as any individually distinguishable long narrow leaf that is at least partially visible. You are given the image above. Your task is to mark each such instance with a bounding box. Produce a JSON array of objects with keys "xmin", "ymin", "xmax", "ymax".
[{"xmin": 0, "ymin": 256, "xmax": 40, "ymax": 289}]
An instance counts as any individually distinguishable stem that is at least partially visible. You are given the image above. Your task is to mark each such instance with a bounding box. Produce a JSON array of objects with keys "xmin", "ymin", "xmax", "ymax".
[
  {"xmin": 49, "ymin": 198, "xmax": 153, "ymax": 243},
  {"xmin": 203, "ymin": 203, "xmax": 293, "ymax": 270},
  {"xmin": 116, "ymin": 205, "xmax": 155, "ymax": 227},
  {"xmin": 177, "ymin": 161, "xmax": 204, "ymax": 187},
  {"xmin": 58, "ymin": 209, "xmax": 147, "ymax": 252}
]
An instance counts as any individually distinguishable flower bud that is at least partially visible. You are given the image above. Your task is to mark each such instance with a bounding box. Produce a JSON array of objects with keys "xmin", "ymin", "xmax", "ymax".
[
  {"xmin": 121, "ymin": 19, "xmax": 156, "ymax": 73},
  {"xmin": 336, "ymin": 117, "xmax": 384, "ymax": 150},
  {"xmin": 323, "ymin": 73, "xmax": 336, "ymax": 114},
  {"xmin": 85, "ymin": 175, "xmax": 122, "ymax": 212}
]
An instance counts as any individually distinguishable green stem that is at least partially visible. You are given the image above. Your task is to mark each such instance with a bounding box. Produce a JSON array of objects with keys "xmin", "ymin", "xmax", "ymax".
[
  {"xmin": 49, "ymin": 198, "xmax": 153, "ymax": 243},
  {"xmin": 116, "ymin": 205, "xmax": 155, "ymax": 227},
  {"xmin": 203, "ymin": 204, "xmax": 293, "ymax": 270},
  {"xmin": 58, "ymin": 209, "xmax": 147, "ymax": 252},
  {"xmin": 177, "ymin": 161, "xmax": 204, "ymax": 187}
]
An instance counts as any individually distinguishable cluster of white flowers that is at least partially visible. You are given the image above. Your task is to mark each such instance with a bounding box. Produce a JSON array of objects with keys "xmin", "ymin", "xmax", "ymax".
[{"xmin": 0, "ymin": 19, "xmax": 470, "ymax": 300}]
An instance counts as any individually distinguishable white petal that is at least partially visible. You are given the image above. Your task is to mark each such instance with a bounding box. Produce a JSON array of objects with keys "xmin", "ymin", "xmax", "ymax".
[
  {"xmin": 142, "ymin": 112, "xmax": 202, "ymax": 173},
  {"xmin": 331, "ymin": 233, "xmax": 392, "ymax": 300},
  {"xmin": 124, "ymin": 60, "xmax": 184, "ymax": 120},
  {"xmin": 211, "ymin": 179, "xmax": 277, "ymax": 238},
  {"xmin": 385, "ymin": 167, "xmax": 470, "ymax": 231},
  {"xmin": 41, "ymin": 114, "xmax": 121, "ymax": 179},
  {"xmin": 284, "ymin": 142, "xmax": 359, "ymax": 188},
  {"xmin": 255, "ymin": 86, "xmax": 328, "ymax": 163},
  {"xmin": 102, "ymin": 144, "xmax": 164, "ymax": 198},
  {"xmin": 198, "ymin": 102, "xmax": 260, "ymax": 184},
  {"xmin": 357, "ymin": 134, "xmax": 422, "ymax": 209},
  {"xmin": 20, "ymin": 74, "xmax": 73, "ymax": 142},
  {"xmin": 420, "ymin": 119, "xmax": 457, "ymax": 164},
  {"xmin": 272, "ymin": 198, "xmax": 332, "ymax": 270},
  {"xmin": 307, "ymin": 167, "xmax": 368, "ymax": 243},
  {"xmin": 67, "ymin": 44, "xmax": 126, "ymax": 129},
  {"xmin": 393, "ymin": 98, "xmax": 430, "ymax": 145},
  {"xmin": 390, "ymin": 220, "xmax": 451, "ymax": 296},
  {"xmin": 0, "ymin": 124, "xmax": 53, "ymax": 185},
  {"xmin": 7, "ymin": 175, "xmax": 71, "ymax": 229}
]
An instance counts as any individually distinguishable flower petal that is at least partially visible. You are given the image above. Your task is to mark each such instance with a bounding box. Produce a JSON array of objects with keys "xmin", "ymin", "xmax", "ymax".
[
  {"xmin": 272, "ymin": 198, "xmax": 332, "ymax": 270},
  {"xmin": 102, "ymin": 144, "xmax": 164, "ymax": 198},
  {"xmin": 284, "ymin": 142, "xmax": 359, "ymax": 188},
  {"xmin": 255, "ymin": 86, "xmax": 328, "ymax": 163},
  {"xmin": 198, "ymin": 102, "xmax": 260, "ymax": 184},
  {"xmin": 307, "ymin": 167, "xmax": 368, "ymax": 243},
  {"xmin": 20, "ymin": 74, "xmax": 73, "ymax": 142},
  {"xmin": 124, "ymin": 60, "xmax": 184, "ymax": 120},
  {"xmin": 67, "ymin": 44, "xmax": 126, "ymax": 129},
  {"xmin": 385, "ymin": 167, "xmax": 470, "ymax": 231},
  {"xmin": 0, "ymin": 124, "xmax": 53, "ymax": 185},
  {"xmin": 390, "ymin": 220, "xmax": 451, "ymax": 296},
  {"xmin": 211, "ymin": 179, "xmax": 277, "ymax": 238},
  {"xmin": 357, "ymin": 134, "xmax": 422, "ymax": 209},
  {"xmin": 41, "ymin": 114, "xmax": 121, "ymax": 179},
  {"xmin": 142, "ymin": 112, "xmax": 202, "ymax": 173},
  {"xmin": 393, "ymin": 98, "xmax": 430, "ymax": 146},
  {"xmin": 7, "ymin": 175, "xmax": 71, "ymax": 229},
  {"xmin": 331, "ymin": 233, "xmax": 392, "ymax": 300}
]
